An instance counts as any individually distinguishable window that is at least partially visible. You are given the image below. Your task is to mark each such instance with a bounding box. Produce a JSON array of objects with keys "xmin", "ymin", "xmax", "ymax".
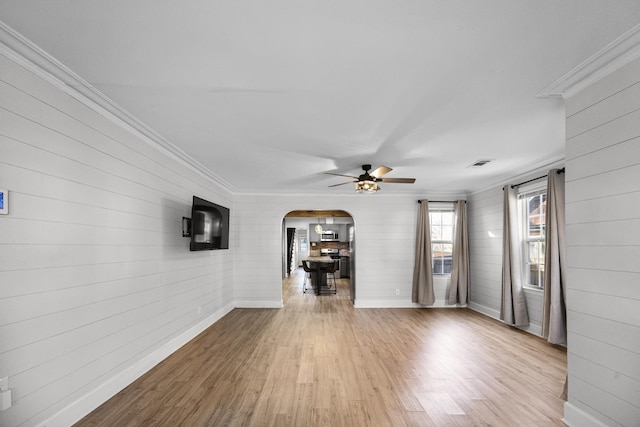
[
  {"xmin": 299, "ymin": 230, "xmax": 308, "ymax": 253},
  {"xmin": 430, "ymin": 210, "xmax": 454, "ymax": 274},
  {"xmin": 519, "ymin": 188, "xmax": 546, "ymax": 289}
]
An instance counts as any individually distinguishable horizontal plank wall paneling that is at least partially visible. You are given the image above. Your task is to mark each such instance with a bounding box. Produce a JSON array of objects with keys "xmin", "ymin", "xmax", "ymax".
[
  {"xmin": 233, "ymin": 194, "xmax": 461, "ymax": 308},
  {"xmin": 0, "ymin": 52, "xmax": 234, "ymax": 427},
  {"xmin": 563, "ymin": 56, "xmax": 640, "ymax": 427},
  {"xmin": 467, "ymin": 181, "xmax": 546, "ymax": 336},
  {"xmin": 467, "ymin": 187, "xmax": 504, "ymax": 319}
]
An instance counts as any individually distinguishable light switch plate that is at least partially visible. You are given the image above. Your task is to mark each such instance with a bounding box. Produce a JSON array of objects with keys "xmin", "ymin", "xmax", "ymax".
[{"xmin": 0, "ymin": 389, "xmax": 11, "ymax": 410}]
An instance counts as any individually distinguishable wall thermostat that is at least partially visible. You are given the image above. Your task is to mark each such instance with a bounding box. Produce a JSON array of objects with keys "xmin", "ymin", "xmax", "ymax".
[{"xmin": 0, "ymin": 189, "xmax": 7, "ymax": 215}]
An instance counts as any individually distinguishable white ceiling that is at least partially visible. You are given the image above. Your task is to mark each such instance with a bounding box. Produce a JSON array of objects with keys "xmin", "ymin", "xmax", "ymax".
[{"xmin": 1, "ymin": 1, "xmax": 639, "ymax": 195}]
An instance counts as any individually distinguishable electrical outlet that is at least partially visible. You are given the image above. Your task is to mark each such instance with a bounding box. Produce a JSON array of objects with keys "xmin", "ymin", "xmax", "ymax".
[
  {"xmin": 395, "ymin": 288, "xmax": 400, "ymax": 296},
  {"xmin": 197, "ymin": 306, "xmax": 202, "ymax": 316},
  {"xmin": 0, "ymin": 377, "xmax": 8, "ymax": 392}
]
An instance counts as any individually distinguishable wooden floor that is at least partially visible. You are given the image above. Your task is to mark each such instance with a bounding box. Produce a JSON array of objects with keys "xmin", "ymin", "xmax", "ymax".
[{"xmin": 75, "ymin": 269, "xmax": 567, "ymax": 426}]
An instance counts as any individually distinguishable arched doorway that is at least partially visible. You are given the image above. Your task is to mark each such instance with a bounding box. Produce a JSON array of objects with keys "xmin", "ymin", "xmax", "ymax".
[{"xmin": 282, "ymin": 210, "xmax": 355, "ymax": 304}]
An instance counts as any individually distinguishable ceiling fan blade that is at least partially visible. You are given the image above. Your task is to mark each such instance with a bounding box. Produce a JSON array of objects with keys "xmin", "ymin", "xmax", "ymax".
[
  {"xmin": 370, "ymin": 165, "xmax": 392, "ymax": 178},
  {"xmin": 379, "ymin": 177, "xmax": 416, "ymax": 184},
  {"xmin": 328, "ymin": 181, "xmax": 355, "ymax": 187},
  {"xmin": 325, "ymin": 172, "xmax": 359, "ymax": 179}
]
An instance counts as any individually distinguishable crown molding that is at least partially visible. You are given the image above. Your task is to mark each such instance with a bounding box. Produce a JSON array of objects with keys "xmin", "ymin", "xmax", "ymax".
[
  {"xmin": 538, "ymin": 23, "xmax": 640, "ymax": 99},
  {"xmin": 0, "ymin": 20, "xmax": 236, "ymax": 193}
]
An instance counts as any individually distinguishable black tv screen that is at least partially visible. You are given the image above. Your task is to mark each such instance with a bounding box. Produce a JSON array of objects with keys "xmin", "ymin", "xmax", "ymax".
[{"xmin": 190, "ymin": 196, "xmax": 230, "ymax": 251}]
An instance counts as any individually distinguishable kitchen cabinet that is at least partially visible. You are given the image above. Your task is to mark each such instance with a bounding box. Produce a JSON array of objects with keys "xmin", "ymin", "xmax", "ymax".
[
  {"xmin": 338, "ymin": 224, "xmax": 348, "ymax": 241},
  {"xmin": 309, "ymin": 223, "xmax": 321, "ymax": 242},
  {"xmin": 309, "ymin": 222, "xmax": 351, "ymax": 242},
  {"xmin": 340, "ymin": 256, "xmax": 350, "ymax": 277}
]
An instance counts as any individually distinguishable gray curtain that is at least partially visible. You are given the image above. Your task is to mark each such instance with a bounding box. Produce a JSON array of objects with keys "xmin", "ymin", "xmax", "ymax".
[
  {"xmin": 412, "ymin": 199, "xmax": 435, "ymax": 305},
  {"xmin": 448, "ymin": 200, "xmax": 469, "ymax": 305},
  {"xmin": 501, "ymin": 186, "xmax": 529, "ymax": 326},
  {"xmin": 542, "ymin": 169, "xmax": 567, "ymax": 345}
]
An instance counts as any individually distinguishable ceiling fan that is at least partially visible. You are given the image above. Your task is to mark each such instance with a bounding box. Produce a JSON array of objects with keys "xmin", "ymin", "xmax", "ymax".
[{"xmin": 326, "ymin": 164, "xmax": 416, "ymax": 193}]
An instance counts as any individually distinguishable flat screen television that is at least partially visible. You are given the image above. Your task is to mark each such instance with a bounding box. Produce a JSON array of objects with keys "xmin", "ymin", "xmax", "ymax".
[{"xmin": 189, "ymin": 196, "xmax": 230, "ymax": 251}]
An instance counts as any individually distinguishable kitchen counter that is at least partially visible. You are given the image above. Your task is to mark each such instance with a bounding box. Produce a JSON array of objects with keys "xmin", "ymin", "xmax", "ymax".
[
  {"xmin": 305, "ymin": 256, "xmax": 337, "ymax": 295},
  {"xmin": 306, "ymin": 256, "xmax": 335, "ymax": 263}
]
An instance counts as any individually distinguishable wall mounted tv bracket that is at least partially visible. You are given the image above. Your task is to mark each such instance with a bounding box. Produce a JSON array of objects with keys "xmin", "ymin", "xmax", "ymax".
[{"xmin": 182, "ymin": 217, "xmax": 191, "ymax": 237}]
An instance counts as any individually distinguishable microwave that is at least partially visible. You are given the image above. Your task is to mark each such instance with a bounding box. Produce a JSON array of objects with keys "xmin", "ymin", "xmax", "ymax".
[{"xmin": 320, "ymin": 231, "xmax": 339, "ymax": 241}]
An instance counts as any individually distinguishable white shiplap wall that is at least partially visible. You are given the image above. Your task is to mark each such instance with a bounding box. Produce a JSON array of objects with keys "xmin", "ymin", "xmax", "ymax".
[
  {"xmin": 0, "ymin": 53, "xmax": 234, "ymax": 427},
  {"xmin": 563, "ymin": 57, "xmax": 640, "ymax": 427},
  {"xmin": 233, "ymin": 194, "xmax": 459, "ymax": 308},
  {"xmin": 467, "ymin": 182, "xmax": 547, "ymax": 336},
  {"xmin": 467, "ymin": 186, "xmax": 503, "ymax": 318}
]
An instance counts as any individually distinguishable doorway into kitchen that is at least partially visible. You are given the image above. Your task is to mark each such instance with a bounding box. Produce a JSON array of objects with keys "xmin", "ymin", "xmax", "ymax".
[{"xmin": 282, "ymin": 210, "xmax": 355, "ymax": 304}]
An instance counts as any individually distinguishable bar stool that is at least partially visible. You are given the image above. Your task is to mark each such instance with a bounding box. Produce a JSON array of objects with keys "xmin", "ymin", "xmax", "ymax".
[
  {"xmin": 317, "ymin": 262, "xmax": 338, "ymax": 294},
  {"xmin": 323, "ymin": 261, "xmax": 338, "ymax": 293},
  {"xmin": 301, "ymin": 260, "xmax": 314, "ymax": 293}
]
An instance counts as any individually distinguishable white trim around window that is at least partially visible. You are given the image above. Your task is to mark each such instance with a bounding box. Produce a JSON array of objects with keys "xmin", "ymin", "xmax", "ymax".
[
  {"xmin": 429, "ymin": 204, "xmax": 455, "ymax": 275},
  {"xmin": 517, "ymin": 182, "xmax": 547, "ymax": 290}
]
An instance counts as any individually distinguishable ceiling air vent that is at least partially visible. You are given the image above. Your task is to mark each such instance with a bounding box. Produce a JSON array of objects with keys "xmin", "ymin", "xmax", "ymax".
[{"xmin": 468, "ymin": 159, "xmax": 492, "ymax": 168}]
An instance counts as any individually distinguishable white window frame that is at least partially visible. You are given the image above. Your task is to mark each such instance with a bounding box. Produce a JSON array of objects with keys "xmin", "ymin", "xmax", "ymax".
[
  {"xmin": 429, "ymin": 205, "xmax": 455, "ymax": 276},
  {"xmin": 517, "ymin": 182, "xmax": 546, "ymax": 291},
  {"xmin": 298, "ymin": 229, "xmax": 308, "ymax": 253}
]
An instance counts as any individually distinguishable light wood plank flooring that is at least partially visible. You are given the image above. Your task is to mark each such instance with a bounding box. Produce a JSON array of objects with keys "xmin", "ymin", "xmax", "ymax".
[{"xmin": 75, "ymin": 269, "xmax": 567, "ymax": 426}]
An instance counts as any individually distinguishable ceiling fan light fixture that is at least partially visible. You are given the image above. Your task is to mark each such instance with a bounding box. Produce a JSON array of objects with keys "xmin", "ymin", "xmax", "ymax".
[
  {"xmin": 327, "ymin": 164, "xmax": 412, "ymax": 193},
  {"xmin": 355, "ymin": 180, "xmax": 378, "ymax": 194}
]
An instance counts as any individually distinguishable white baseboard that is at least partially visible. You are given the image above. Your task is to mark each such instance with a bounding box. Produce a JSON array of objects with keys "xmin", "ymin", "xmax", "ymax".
[
  {"xmin": 234, "ymin": 299, "xmax": 283, "ymax": 308},
  {"xmin": 468, "ymin": 302, "xmax": 501, "ymax": 319},
  {"xmin": 468, "ymin": 302, "xmax": 543, "ymax": 337},
  {"xmin": 562, "ymin": 402, "xmax": 610, "ymax": 427},
  {"xmin": 520, "ymin": 322, "xmax": 543, "ymax": 337},
  {"xmin": 39, "ymin": 302, "xmax": 235, "ymax": 427},
  {"xmin": 354, "ymin": 299, "xmax": 463, "ymax": 308}
]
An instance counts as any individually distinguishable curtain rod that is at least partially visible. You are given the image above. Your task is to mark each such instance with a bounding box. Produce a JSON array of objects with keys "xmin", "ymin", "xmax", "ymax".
[
  {"xmin": 417, "ymin": 200, "xmax": 465, "ymax": 204},
  {"xmin": 510, "ymin": 167, "xmax": 565, "ymax": 189}
]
